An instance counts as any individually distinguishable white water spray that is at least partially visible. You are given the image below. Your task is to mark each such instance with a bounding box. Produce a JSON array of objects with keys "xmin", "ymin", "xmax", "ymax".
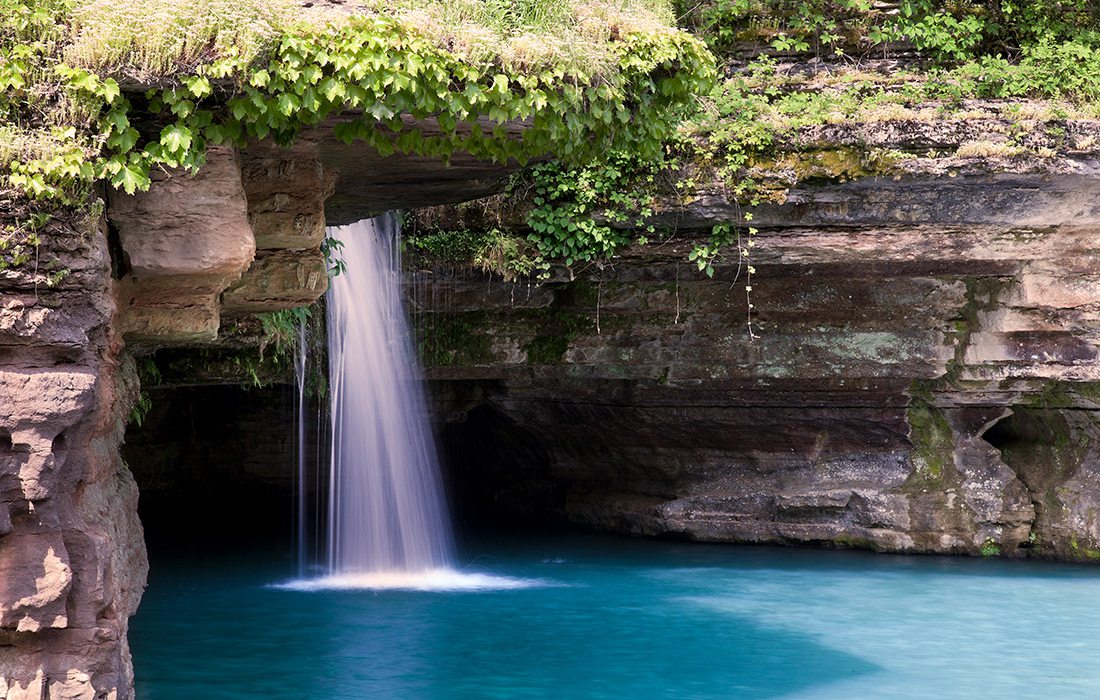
[
  {"xmin": 281, "ymin": 214, "xmax": 541, "ymax": 592},
  {"xmin": 324, "ymin": 214, "xmax": 454, "ymax": 574}
]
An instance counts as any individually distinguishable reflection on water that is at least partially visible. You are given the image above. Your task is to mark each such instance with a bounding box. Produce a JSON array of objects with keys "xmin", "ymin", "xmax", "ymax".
[{"xmin": 132, "ymin": 533, "xmax": 1100, "ymax": 699}]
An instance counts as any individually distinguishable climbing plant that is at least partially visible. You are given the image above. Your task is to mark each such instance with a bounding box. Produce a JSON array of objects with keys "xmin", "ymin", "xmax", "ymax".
[
  {"xmin": 520, "ymin": 151, "xmax": 661, "ymax": 274},
  {"xmin": 3, "ymin": 2, "xmax": 714, "ymax": 198},
  {"xmin": 1, "ymin": 0, "xmax": 714, "ymax": 281}
]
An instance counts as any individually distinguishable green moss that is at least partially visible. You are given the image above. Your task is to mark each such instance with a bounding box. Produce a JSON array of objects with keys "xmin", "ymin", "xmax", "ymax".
[
  {"xmin": 523, "ymin": 311, "xmax": 593, "ymax": 365},
  {"xmin": 980, "ymin": 538, "xmax": 1002, "ymax": 557},
  {"xmin": 1065, "ymin": 536, "xmax": 1100, "ymax": 561},
  {"xmin": 906, "ymin": 391, "xmax": 955, "ymax": 484},
  {"xmin": 1023, "ymin": 383, "xmax": 1078, "ymax": 410},
  {"xmin": 419, "ymin": 313, "xmax": 494, "ymax": 367},
  {"xmin": 525, "ymin": 334, "xmax": 570, "ymax": 365},
  {"xmin": 754, "ymin": 147, "xmax": 900, "ymax": 186},
  {"xmin": 1017, "ymin": 381, "xmax": 1100, "ymax": 413},
  {"xmin": 938, "ymin": 276, "xmax": 1013, "ymax": 383},
  {"xmin": 832, "ymin": 534, "xmax": 876, "ymax": 551}
]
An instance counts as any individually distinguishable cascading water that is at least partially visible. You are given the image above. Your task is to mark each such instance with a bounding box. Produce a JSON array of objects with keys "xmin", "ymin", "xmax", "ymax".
[
  {"xmin": 293, "ymin": 315, "xmax": 308, "ymax": 577},
  {"xmin": 324, "ymin": 213, "xmax": 454, "ymax": 575},
  {"xmin": 283, "ymin": 214, "xmax": 537, "ymax": 592}
]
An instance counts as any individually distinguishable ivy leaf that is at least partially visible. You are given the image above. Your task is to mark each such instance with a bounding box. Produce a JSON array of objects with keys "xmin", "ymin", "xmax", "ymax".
[
  {"xmin": 111, "ymin": 164, "xmax": 150, "ymax": 195},
  {"xmin": 104, "ymin": 109, "xmax": 130, "ymax": 133},
  {"xmin": 186, "ymin": 75, "xmax": 212, "ymax": 98},
  {"xmin": 106, "ymin": 126, "xmax": 139, "ymax": 153},
  {"xmin": 320, "ymin": 76, "xmax": 345, "ymax": 102},
  {"xmin": 250, "ymin": 69, "xmax": 271, "ymax": 88},
  {"xmin": 277, "ymin": 93, "xmax": 300, "ymax": 116},
  {"xmin": 101, "ymin": 78, "xmax": 120, "ymax": 104},
  {"xmin": 161, "ymin": 125, "xmax": 193, "ymax": 154},
  {"xmin": 366, "ymin": 100, "xmax": 395, "ymax": 120}
]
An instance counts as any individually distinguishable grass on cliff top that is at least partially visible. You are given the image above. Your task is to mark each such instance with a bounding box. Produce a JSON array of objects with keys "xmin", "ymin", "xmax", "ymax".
[{"xmin": 63, "ymin": 0, "xmax": 677, "ymax": 81}]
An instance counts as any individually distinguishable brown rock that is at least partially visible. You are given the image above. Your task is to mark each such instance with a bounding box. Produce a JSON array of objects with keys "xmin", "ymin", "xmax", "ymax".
[
  {"xmin": 110, "ymin": 146, "xmax": 256, "ymax": 346},
  {"xmin": 221, "ymin": 249, "xmax": 329, "ymax": 314}
]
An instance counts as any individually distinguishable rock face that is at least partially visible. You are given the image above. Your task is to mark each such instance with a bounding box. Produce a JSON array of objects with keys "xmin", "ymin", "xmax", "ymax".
[
  {"xmin": 0, "ymin": 206, "xmax": 146, "ymax": 699},
  {"xmin": 420, "ymin": 167, "xmax": 1100, "ymax": 559},
  {"xmin": 9, "ymin": 107, "xmax": 1100, "ymax": 697},
  {"xmin": 0, "ymin": 139, "xmax": 331, "ymax": 697}
]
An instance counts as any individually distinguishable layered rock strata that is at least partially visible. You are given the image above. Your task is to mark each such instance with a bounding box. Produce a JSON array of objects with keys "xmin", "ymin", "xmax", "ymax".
[
  {"xmin": 420, "ymin": 163, "xmax": 1100, "ymax": 559},
  {"xmin": 0, "ymin": 205, "xmax": 146, "ymax": 699}
]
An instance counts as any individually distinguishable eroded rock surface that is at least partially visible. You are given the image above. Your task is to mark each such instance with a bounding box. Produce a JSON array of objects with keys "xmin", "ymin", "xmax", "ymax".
[
  {"xmin": 0, "ymin": 209, "xmax": 146, "ymax": 699},
  {"xmin": 420, "ymin": 167, "xmax": 1100, "ymax": 559}
]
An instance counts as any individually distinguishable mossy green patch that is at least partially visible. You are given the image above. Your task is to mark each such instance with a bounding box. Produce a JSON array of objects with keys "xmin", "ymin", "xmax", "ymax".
[
  {"xmin": 418, "ymin": 313, "xmax": 494, "ymax": 367},
  {"xmin": 523, "ymin": 311, "xmax": 593, "ymax": 365},
  {"xmin": 832, "ymin": 534, "xmax": 876, "ymax": 551},
  {"xmin": 753, "ymin": 147, "xmax": 900, "ymax": 186},
  {"xmin": 905, "ymin": 390, "xmax": 955, "ymax": 486}
]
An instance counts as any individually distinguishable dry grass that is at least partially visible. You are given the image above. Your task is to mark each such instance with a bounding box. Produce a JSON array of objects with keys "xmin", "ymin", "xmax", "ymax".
[
  {"xmin": 65, "ymin": 0, "xmax": 298, "ymax": 79},
  {"xmin": 63, "ymin": 0, "xmax": 677, "ymax": 81},
  {"xmin": 0, "ymin": 126, "xmax": 76, "ymax": 167},
  {"xmin": 955, "ymin": 140, "xmax": 1025, "ymax": 158}
]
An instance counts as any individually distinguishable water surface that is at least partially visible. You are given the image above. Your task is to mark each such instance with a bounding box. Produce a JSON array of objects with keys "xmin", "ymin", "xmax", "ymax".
[{"xmin": 131, "ymin": 533, "xmax": 1100, "ymax": 699}]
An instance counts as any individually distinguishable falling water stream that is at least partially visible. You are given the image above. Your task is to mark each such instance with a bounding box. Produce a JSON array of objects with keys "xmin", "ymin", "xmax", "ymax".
[{"xmin": 284, "ymin": 214, "xmax": 527, "ymax": 591}]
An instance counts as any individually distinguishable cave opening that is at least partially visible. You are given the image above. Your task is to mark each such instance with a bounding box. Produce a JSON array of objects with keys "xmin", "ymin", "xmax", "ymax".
[{"xmin": 123, "ymin": 379, "xmax": 569, "ymax": 558}]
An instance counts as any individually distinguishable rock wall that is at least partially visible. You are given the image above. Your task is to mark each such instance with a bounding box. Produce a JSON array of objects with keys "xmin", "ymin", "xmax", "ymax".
[
  {"xmin": 418, "ymin": 165, "xmax": 1100, "ymax": 560},
  {"xmin": 0, "ymin": 204, "xmax": 146, "ymax": 698},
  {"xmin": 0, "ymin": 124, "xmax": 519, "ymax": 695},
  {"xmin": 7, "ymin": 106, "xmax": 1100, "ymax": 696},
  {"xmin": 0, "ymin": 138, "xmax": 332, "ymax": 697}
]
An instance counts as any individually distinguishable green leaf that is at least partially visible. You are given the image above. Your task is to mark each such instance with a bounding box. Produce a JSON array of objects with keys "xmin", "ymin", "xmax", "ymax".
[
  {"xmin": 250, "ymin": 69, "xmax": 271, "ymax": 88},
  {"xmin": 101, "ymin": 78, "xmax": 120, "ymax": 104},
  {"xmin": 185, "ymin": 75, "xmax": 212, "ymax": 98},
  {"xmin": 160, "ymin": 125, "xmax": 193, "ymax": 154},
  {"xmin": 277, "ymin": 93, "xmax": 299, "ymax": 116},
  {"xmin": 112, "ymin": 164, "xmax": 150, "ymax": 195}
]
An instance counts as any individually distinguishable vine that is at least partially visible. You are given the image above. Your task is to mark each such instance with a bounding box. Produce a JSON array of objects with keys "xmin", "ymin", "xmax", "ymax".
[
  {"xmin": 520, "ymin": 151, "xmax": 661, "ymax": 276},
  {"xmin": 6, "ymin": 7, "xmax": 714, "ymax": 198},
  {"xmin": 2, "ymin": 0, "xmax": 715, "ymax": 283}
]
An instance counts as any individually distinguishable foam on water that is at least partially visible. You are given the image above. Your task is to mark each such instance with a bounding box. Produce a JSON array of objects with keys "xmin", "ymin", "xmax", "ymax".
[{"xmin": 272, "ymin": 569, "xmax": 549, "ymax": 592}]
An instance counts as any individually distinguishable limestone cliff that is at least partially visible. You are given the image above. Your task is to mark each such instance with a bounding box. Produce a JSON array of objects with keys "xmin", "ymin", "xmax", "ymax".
[
  {"xmin": 0, "ymin": 202, "xmax": 145, "ymax": 698},
  {"xmin": 417, "ymin": 118, "xmax": 1100, "ymax": 560},
  {"xmin": 8, "ymin": 99, "xmax": 1100, "ymax": 697}
]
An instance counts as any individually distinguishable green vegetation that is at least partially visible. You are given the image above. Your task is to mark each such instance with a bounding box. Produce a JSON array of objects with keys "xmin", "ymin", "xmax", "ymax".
[
  {"xmin": 906, "ymin": 394, "xmax": 955, "ymax": 484},
  {"xmin": 8, "ymin": 0, "xmax": 1100, "ymax": 324},
  {"xmin": 1, "ymin": 0, "xmax": 712, "ymax": 277},
  {"xmin": 491, "ymin": 0, "xmax": 1100, "ymax": 282},
  {"xmin": 676, "ymin": 0, "xmax": 1100, "ymax": 65},
  {"xmin": 406, "ymin": 226, "xmax": 545, "ymax": 281},
  {"xmin": 521, "ymin": 151, "xmax": 660, "ymax": 272}
]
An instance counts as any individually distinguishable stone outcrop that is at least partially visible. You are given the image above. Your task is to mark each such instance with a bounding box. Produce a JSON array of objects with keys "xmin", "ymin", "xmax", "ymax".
[
  {"xmin": 10, "ymin": 101, "xmax": 1100, "ymax": 698},
  {"xmin": 111, "ymin": 147, "xmax": 256, "ymax": 345},
  {"xmin": 0, "ymin": 205, "xmax": 146, "ymax": 699},
  {"xmin": 0, "ymin": 121, "xmax": 518, "ymax": 696},
  {"xmin": 419, "ymin": 157, "xmax": 1100, "ymax": 559}
]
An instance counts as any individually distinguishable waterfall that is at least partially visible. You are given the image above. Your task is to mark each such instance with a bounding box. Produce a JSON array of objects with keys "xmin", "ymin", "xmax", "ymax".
[
  {"xmin": 279, "ymin": 213, "xmax": 534, "ymax": 591},
  {"xmin": 293, "ymin": 314, "xmax": 308, "ymax": 577},
  {"xmin": 323, "ymin": 213, "xmax": 454, "ymax": 574}
]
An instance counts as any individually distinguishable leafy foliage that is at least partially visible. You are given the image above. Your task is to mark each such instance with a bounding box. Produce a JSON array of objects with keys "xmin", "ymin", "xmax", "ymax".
[
  {"xmin": 1, "ymin": 0, "xmax": 713, "ymax": 286},
  {"xmin": 520, "ymin": 151, "xmax": 661, "ymax": 274},
  {"xmin": 677, "ymin": 0, "xmax": 1100, "ymax": 64},
  {"xmin": 4, "ymin": 3, "xmax": 713, "ymax": 191}
]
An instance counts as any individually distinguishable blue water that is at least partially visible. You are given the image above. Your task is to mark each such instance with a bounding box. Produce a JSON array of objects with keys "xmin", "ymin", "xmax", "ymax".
[{"xmin": 131, "ymin": 533, "xmax": 1100, "ymax": 699}]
